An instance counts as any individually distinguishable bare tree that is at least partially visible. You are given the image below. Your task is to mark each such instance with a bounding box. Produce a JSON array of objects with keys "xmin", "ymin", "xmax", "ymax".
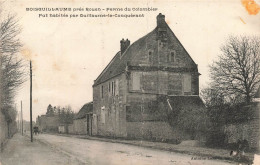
[
  {"xmin": 210, "ymin": 36, "xmax": 260, "ymax": 104},
  {"xmin": 0, "ymin": 9, "xmax": 26, "ymax": 130},
  {"xmin": 200, "ymin": 87, "xmax": 224, "ymax": 107}
]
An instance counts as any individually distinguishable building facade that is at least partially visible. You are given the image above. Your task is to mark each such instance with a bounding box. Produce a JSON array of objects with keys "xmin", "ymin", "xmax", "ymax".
[
  {"xmin": 37, "ymin": 114, "xmax": 59, "ymax": 133},
  {"xmin": 92, "ymin": 13, "xmax": 203, "ymax": 141}
]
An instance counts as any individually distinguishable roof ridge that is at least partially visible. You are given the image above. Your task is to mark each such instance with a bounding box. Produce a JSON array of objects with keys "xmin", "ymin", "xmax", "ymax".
[
  {"xmin": 166, "ymin": 24, "xmax": 197, "ymax": 67},
  {"xmin": 94, "ymin": 51, "xmax": 121, "ymax": 84}
]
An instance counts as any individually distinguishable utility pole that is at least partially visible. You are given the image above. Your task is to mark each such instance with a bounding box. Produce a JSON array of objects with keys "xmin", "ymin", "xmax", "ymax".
[
  {"xmin": 16, "ymin": 104, "xmax": 20, "ymax": 132},
  {"xmin": 30, "ymin": 61, "xmax": 33, "ymax": 142},
  {"xmin": 17, "ymin": 110, "xmax": 20, "ymax": 132},
  {"xmin": 21, "ymin": 100, "xmax": 23, "ymax": 136}
]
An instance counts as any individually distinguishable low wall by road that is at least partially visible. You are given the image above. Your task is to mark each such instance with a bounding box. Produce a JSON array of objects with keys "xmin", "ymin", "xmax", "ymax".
[
  {"xmin": 126, "ymin": 121, "xmax": 190, "ymax": 143},
  {"xmin": 73, "ymin": 119, "xmax": 87, "ymax": 135},
  {"xmin": 0, "ymin": 111, "xmax": 8, "ymax": 151}
]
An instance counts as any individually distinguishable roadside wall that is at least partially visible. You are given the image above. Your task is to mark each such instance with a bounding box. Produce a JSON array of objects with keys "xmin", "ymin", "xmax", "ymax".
[
  {"xmin": 68, "ymin": 124, "xmax": 74, "ymax": 134},
  {"xmin": 73, "ymin": 118, "xmax": 87, "ymax": 135},
  {"xmin": 126, "ymin": 121, "xmax": 189, "ymax": 142},
  {"xmin": 224, "ymin": 119, "xmax": 259, "ymax": 150},
  {"xmin": 224, "ymin": 102, "xmax": 260, "ymax": 150},
  {"xmin": 0, "ymin": 111, "xmax": 8, "ymax": 151}
]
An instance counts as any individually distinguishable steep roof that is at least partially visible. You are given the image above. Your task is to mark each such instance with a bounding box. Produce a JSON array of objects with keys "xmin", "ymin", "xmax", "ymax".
[
  {"xmin": 93, "ymin": 13, "xmax": 197, "ymax": 86},
  {"xmin": 74, "ymin": 102, "xmax": 93, "ymax": 120}
]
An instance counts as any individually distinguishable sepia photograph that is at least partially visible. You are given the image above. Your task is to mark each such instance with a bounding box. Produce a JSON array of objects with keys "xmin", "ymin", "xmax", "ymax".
[{"xmin": 0, "ymin": 0, "xmax": 260, "ymax": 164}]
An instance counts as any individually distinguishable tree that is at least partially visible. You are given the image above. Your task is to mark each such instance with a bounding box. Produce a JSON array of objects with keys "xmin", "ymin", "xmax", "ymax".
[
  {"xmin": 56, "ymin": 105, "xmax": 74, "ymax": 124},
  {"xmin": 175, "ymin": 106, "xmax": 210, "ymax": 140},
  {"xmin": 46, "ymin": 104, "xmax": 54, "ymax": 116},
  {"xmin": 59, "ymin": 108, "xmax": 66, "ymax": 124},
  {"xmin": 200, "ymin": 87, "xmax": 224, "ymax": 107},
  {"xmin": 210, "ymin": 36, "xmax": 260, "ymax": 104},
  {"xmin": 57, "ymin": 106, "xmax": 61, "ymax": 115},
  {"xmin": 0, "ymin": 7, "xmax": 25, "ymax": 137}
]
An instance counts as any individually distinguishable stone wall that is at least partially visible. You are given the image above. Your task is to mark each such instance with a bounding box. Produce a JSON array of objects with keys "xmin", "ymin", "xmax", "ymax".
[
  {"xmin": 126, "ymin": 93, "xmax": 166, "ymax": 122},
  {"xmin": 0, "ymin": 111, "xmax": 8, "ymax": 151},
  {"xmin": 224, "ymin": 119, "xmax": 260, "ymax": 150},
  {"xmin": 73, "ymin": 118, "xmax": 87, "ymax": 135},
  {"xmin": 0, "ymin": 111, "xmax": 17, "ymax": 151},
  {"xmin": 128, "ymin": 71, "xmax": 198, "ymax": 96},
  {"xmin": 126, "ymin": 121, "xmax": 194, "ymax": 143},
  {"xmin": 93, "ymin": 74, "xmax": 127, "ymax": 137},
  {"xmin": 68, "ymin": 124, "xmax": 74, "ymax": 134},
  {"xmin": 38, "ymin": 115, "xmax": 59, "ymax": 132},
  {"xmin": 126, "ymin": 121, "xmax": 180, "ymax": 141},
  {"xmin": 224, "ymin": 102, "xmax": 260, "ymax": 150},
  {"xmin": 93, "ymin": 70, "xmax": 201, "ymax": 140},
  {"xmin": 128, "ymin": 25, "xmax": 197, "ymax": 70}
]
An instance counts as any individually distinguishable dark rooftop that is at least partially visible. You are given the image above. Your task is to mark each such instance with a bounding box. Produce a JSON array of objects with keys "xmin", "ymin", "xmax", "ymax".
[{"xmin": 74, "ymin": 102, "xmax": 93, "ymax": 120}]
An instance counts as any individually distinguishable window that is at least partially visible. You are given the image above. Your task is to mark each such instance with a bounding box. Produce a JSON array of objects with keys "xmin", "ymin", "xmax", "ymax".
[
  {"xmin": 183, "ymin": 74, "xmax": 191, "ymax": 92},
  {"xmin": 148, "ymin": 50, "xmax": 153, "ymax": 63},
  {"xmin": 115, "ymin": 80, "xmax": 119, "ymax": 96},
  {"xmin": 108, "ymin": 82, "xmax": 111, "ymax": 93},
  {"xmin": 101, "ymin": 85, "xmax": 104, "ymax": 98},
  {"xmin": 113, "ymin": 81, "xmax": 116, "ymax": 95},
  {"xmin": 126, "ymin": 106, "xmax": 131, "ymax": 121},
  {"xmin": 148, "ymin": 50, "xmax": 153, "ymax": 62},
  {"xmin": 132, "ymin": 72, "xmax": 141, "ymax": 90},
  {"xmin": 111, "ymin": 82, "xmax": 114, "ymax": 95},
  {"xmin": 168, "ymin": 50, "xmax": 176, "ymax": 62},
  {"xmin": 101, "ymin": 106, "xmax": 105, "ymax": 124}
]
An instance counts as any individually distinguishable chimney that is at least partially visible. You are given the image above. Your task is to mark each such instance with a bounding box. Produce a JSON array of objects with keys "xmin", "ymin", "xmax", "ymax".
[
  {"xmin": 156, "ymin": 13, "xmax": 167, "ymax": 41},
  {"xmin": 157, "ymin": 13, "xmax": 166, "ymax": 28},
  {"xmin": 120, "ymin": 38, "xmax": 130, "ymax": 54}
]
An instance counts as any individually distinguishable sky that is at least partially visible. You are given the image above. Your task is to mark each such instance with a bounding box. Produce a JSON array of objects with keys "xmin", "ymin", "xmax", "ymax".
[{"xmin": 1, "ymin": 0, "xmax": 260, "ymax": 121}]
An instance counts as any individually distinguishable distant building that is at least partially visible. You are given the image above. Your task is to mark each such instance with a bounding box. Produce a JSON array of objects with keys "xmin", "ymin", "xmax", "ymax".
[
  {"xmin": 37, "ymin": 105, "xmax": 75, "ymax": 133},
  {"xmin": 36, "ymin": 114, "xmax": 59, "ymax": 133},
  {"xmin": 36, "ymin": 105, "xmax": 60, "ymax": 133},
  {"xmin": 92, "ymin": 13, "xmax": 205, "ymax": 141},
  {"xmin": 72, "ymin": 102, "xmax": 93, "ymax": 135}
]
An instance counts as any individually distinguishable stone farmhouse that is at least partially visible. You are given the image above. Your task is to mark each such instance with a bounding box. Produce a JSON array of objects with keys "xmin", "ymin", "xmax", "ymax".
[{"xmin": 92, "ymin": 13, "xmax": 205, "ymax": 141}]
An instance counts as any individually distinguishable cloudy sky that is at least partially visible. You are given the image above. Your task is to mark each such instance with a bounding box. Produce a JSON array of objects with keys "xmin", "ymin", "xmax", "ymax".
[{"xmin": 2, "ymin": 0, "xmax": 260, "ymax": 121}]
